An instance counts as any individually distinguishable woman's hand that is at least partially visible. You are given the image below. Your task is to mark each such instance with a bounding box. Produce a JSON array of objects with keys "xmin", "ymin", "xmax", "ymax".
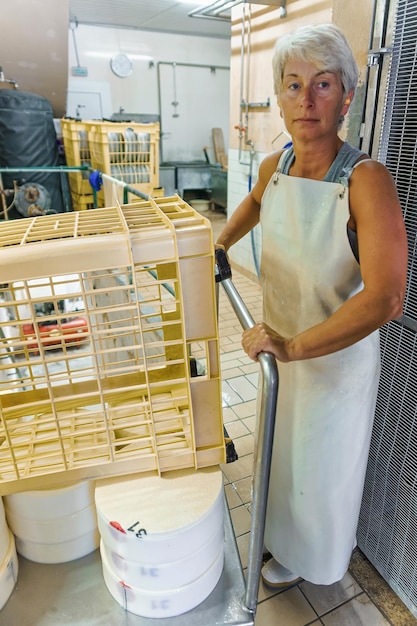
[{"xmin": 242, "ymin": 322, "xmax": 294, "ymax": 362}]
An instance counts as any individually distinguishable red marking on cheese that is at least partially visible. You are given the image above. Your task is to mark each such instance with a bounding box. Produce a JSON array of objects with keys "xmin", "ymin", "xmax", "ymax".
[{"xmin": 109, "ymin": 520, "xmax": 126, "ymax": 534}]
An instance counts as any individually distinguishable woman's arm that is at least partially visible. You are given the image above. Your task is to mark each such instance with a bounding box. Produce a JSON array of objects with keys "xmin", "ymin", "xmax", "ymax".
[
  {"xmin": 216, "ymin": 151, "xmax": 281, "ymax": 251},
  {"xmin": 242, "ymin": 160, "xmax": 408, "ymax": 362}
]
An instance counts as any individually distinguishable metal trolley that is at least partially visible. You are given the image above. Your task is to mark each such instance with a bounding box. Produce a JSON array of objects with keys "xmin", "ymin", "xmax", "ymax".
[{"xmin": 1, "ymin": 250, "xmax": 278, "ymax": 626}]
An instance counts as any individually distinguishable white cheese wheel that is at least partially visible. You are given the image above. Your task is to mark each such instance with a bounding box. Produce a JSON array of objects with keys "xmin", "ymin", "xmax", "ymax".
[
  {"xmin": 15, "ymin": 527, "xmax": 99, "ymax": 564},
  {"xmin": 0, "ymin": 532, "xmax": 18, "ymax": 611},
  {"xmin": 0, "ymin": 497, "xmax": 5, "ymax": 526},
  {"xmin": 0, "ymin": 499, "xmax": 9, "ymax": 565},
  {"xmin": 4, "ymin": 480, "xmax": 95, "ymax": 521},
  {"xmin": 0, "ymin": 521, "xmax": 10, "ymax": 566},
  {"xmin": 5, "ymin": 503, "xmax": 97, "ymax": 544},
  {"xmin": 95, "ymin": 467, "xmax": 224, "ymax": 564},
  {"xmin": 101, "ymin": 539, "xmax": 224, "ymax": 618},
  {"xmin": 101, "ymin": 520, "xmax": 224, "ymax": 591}
]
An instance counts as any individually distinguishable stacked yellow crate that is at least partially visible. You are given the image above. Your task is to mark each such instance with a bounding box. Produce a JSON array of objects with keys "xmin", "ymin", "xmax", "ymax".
[
  {"xmin": 62, "ymin": 119, "xmax": 162, "ymax": 208},
  {"xmin": 61, "ymin": 118, "xmax": 104, "ymax": 211},
  {"xmin": 87, "ymin": 121, "xmax": 161, "ymax": 202}
]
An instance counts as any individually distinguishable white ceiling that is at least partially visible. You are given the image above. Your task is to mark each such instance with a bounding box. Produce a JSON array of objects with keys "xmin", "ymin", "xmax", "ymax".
[{"xmin": 69, "ymin": 0, "xmax": 233, "ymax": 39}]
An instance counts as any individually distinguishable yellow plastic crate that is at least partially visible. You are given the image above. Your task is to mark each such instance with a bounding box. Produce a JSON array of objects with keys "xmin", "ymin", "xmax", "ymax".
[
  {"xmin": 88, "ymin": 121, "xmax": 160, "ymax": 197},
  {"xmin": 61, "ymin": 119, "xmax": 96, "ymax": 196},
  {"xmin": 0, "ymin": 197, "xmax": 224, "ymax": 494},
  {"xmin": 151, "ymin": 186, "xmax": 165, "ymax": 197},
  {"xmin": 70, "ymin": 191, "xmax": 105, "ymax": 211}
]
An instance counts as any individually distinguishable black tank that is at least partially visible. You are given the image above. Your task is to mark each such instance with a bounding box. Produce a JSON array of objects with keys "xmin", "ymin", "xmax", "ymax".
[{"xmin": 0, "ymin": 89, "xmax": 64, "ymax": 217}]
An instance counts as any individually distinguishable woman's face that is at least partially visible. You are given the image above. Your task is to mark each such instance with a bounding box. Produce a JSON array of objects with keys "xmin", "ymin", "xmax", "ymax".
[{"xmin": 278, "ymin": 58, "xmax": 352, "ymax": 143}]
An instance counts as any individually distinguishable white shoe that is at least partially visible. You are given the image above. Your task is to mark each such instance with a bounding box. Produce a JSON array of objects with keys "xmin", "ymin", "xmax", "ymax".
[{"xmin": 261, "ymin": 557, "xmax": 302, "ymax": 588}]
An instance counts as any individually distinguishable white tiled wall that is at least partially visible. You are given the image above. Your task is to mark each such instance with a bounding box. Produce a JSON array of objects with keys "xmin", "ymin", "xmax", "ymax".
[
  {"xmin": 226, "ymin": 147, "xmax": 264, "ymax": 281},
  {"xmin": 67, "ymin": 24, "xmax": 231, "ymax": 163}
]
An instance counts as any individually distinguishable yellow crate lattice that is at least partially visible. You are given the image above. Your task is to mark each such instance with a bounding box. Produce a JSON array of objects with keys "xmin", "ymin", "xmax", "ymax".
[
  {"xmin": 88, "ymin": 121, "xmax": 160, "ymax": 197},
  {"xmin": 61, "ymin": 118, "xmax": 96, "ymax": 196},
  {"xmin": 0, "ymin": 196, "xmax": 224, "ymax": 494},
  {"xmin": 61, "ymin": 118, "xmax": 159, "ymax": 206}
]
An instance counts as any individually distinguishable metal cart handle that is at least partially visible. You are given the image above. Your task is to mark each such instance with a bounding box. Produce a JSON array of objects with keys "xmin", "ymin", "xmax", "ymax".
[{"xmin": 215, "ymin": 248, "xmax": 279, "ymax": 615}]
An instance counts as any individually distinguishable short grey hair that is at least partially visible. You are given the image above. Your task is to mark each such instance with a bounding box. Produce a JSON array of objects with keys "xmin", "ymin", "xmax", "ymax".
[{"xmin": 272, "ymin": 24, "xmax": 359, "ymax": 98}]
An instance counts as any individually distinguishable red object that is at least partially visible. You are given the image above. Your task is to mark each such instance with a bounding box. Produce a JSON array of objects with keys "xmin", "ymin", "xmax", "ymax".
[
  {"xmin": 23, "ymin": 316, "xmax": 89, "ymax": 351},
  {"xmin": 110, "ymin": 521, "xmax": 127, "ymax": 534}
]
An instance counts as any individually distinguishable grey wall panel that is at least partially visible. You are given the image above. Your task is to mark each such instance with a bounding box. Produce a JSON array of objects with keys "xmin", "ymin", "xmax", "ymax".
[{"xmin": 357, "ymin": 0, "xmax": 417, "ymax": 617}]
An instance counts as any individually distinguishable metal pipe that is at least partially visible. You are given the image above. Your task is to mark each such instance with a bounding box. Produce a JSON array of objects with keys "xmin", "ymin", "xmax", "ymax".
[
  {"xmin": 123, "ymin": 184, "xmax": 148, "ymax": 202},
  {"xmin": 237, "ymin": 4, "xmax": 259, "ymax": 173},
  {"xmin": 0, "ymin": 168, "xmax": 149, "ymax": 213},
  {"xmin": 70, "ymin": 21, "xmax": 81, "ymax": 68},
  {"xmin": 156, "ymin": 61, "xmax": 163, "ymax": 164},
  {"xmin": 238, "ymin": 3, "xmax": 252, "ymax": 165},
  {"xmin": 157, "ymin": 61, "xmax": 229, "ymax": 71},
  {"xmin": 238, "ymin": 8, "xmax": 246, "ymax": 141},
  {"xmin": 220, "ymin": 276, "xmax": 278, "ymax": 615},
  {"xmin": 215, "ymin": 249, "xmax": 278, "ymax": 615},
  {"xmin": 171, "ymin": 63, "xmax": 179, "ymax": 118},
  {"xmin": 360, "ymin": 0, "xmax": 393, "ymax": 157},
  {"xmin": 0, "ymin": 166, "xmax": 89, "ymax": 214},
  {"xmin": 100, "ymin": 172, "xmax": 149, "ymax": 202},
  {"xmin": 0, "ymin": 166, "xmax": 88, "ymax": 173},
  {"xmin": 210, "ymin": 0, "xmax": 237, "ymax": 17},
  {"xmin": 188, "ymin": 0, "xmax": 287, "ymax": 21},
  {"xmin": 357, "ymin": 0, "xmax": 382, "ymax": 153},
  {"xmin": 188, "ymin": 0, "xmax": 239, "ymax": 20},
  {"xmin": 0, "ymin": 66, "xmax": 18, "ymax": 89},
  {"xmin": 244, "ymin": 3, "xmax": 251, "ymax": 145}
]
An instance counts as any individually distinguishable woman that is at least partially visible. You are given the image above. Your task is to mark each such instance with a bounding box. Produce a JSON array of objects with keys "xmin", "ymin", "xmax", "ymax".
[{"xmin": 216, "ymin": 24, "xmax": 408, "ymax": 587}]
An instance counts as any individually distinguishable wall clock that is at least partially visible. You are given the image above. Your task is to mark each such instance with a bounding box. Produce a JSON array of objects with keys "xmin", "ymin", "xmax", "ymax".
[{"xmin": 110, "ymin": 53, "xmax": 133, "ymax": 78}]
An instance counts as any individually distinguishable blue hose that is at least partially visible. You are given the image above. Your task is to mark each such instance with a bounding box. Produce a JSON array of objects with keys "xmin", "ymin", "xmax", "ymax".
[{"xmin": 249, "ymin": 173, "xmax": 261, "ymax": 278}]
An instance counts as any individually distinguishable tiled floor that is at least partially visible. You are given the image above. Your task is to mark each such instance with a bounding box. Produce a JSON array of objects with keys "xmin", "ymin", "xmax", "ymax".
[{"xmin": 206, "ymin": 208, "xmax": 417, "ymax": 626}]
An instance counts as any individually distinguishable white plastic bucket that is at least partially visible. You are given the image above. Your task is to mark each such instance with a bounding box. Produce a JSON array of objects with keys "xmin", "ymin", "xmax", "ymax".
[{"xmin": 189, "ymin": 199, "xmax": 210, "ymax": 213}]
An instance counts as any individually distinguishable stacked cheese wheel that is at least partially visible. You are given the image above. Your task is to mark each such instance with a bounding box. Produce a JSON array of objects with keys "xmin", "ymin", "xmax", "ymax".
[
  {"xmin": 0, "ymin": 497, "xmax": 18, "ymax": 610},
  {"xmin": 4, "ymin": 481, "xmax": 99, "ymax": 563},
  {"xmin": 95, "ymin": 466, "xmax": 225, "ymax": 619}
]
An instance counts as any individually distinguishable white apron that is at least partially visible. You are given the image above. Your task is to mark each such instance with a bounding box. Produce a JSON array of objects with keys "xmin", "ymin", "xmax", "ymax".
[{"xmin": 260, "ymin": 152, "xmax": 380, "ymax": 584}]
